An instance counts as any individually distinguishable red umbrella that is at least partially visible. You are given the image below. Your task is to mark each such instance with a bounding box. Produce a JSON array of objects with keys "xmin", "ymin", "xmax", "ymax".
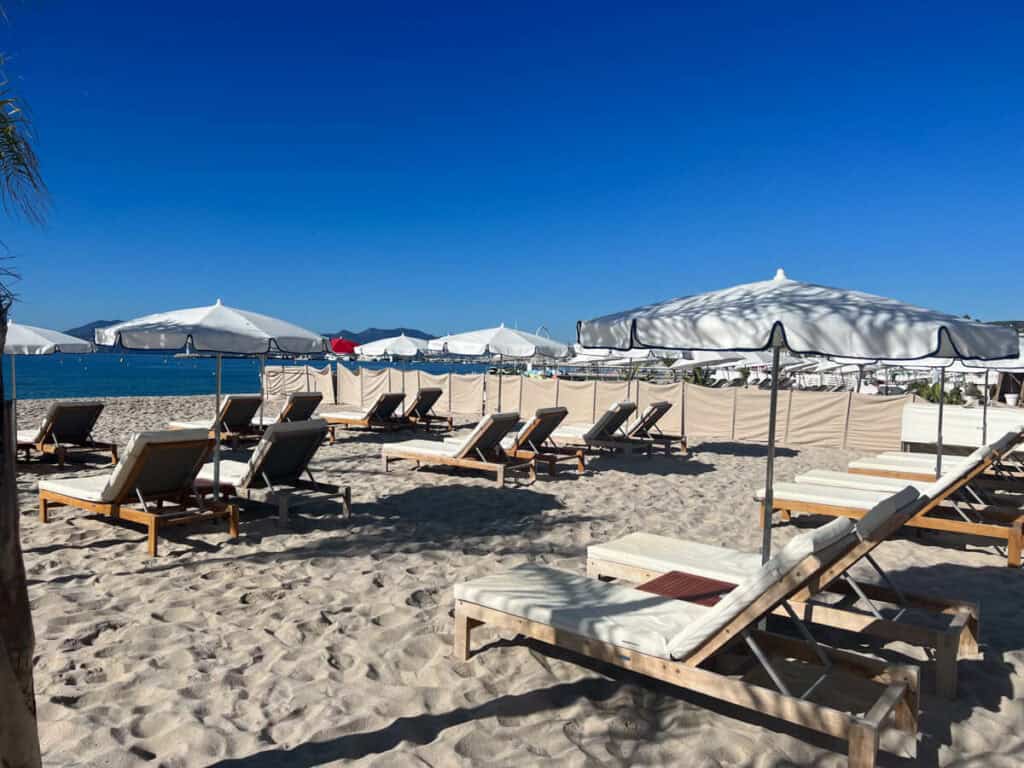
[{"xmin": 330, "ymin": 337, "xmax": 357, "ymax": 354}]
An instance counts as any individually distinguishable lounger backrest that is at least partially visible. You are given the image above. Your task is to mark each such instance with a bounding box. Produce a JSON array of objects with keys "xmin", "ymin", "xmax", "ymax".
[
  {"xmin": 514, "ymin": 407, "xmax": 568, "ymax": 451},
  {"xmin": 404, "ymin": 388, "xmax": 444, "ymax": 419},
  {"xmin": 39, "ymin": 401, "xmax": 105, "ymax": 445},
  {"xmin": 281, "ymin": 392, "xmax": 322, "ymax": 422},
  {"xmin": 370, "ymin": 392, "xmax": 406, "ymax": 421},
  {"xmin": 454, "ymin": 411, "xmax": 521, "ymax": 460},
  {"xmin": 668, "ymin": 515, "xmax": 863, "ymax": 662},
  {"xmin": 240, "ymin": 420, "xmax": 328, "ymax": 488},
  {"xmin": 220, "ymin": 395, "xmax": 264, "ymax": 432},
  {"xmin": 627, "ymin": 401, "xmax": 671, "ymax": 438},
  {"xmin": 584, "ymin": 401, "xmax": 637, "ymax": 441},
  {"xmin": 105, "ymin": 429, "xmax": 211, "ymax": 502}
]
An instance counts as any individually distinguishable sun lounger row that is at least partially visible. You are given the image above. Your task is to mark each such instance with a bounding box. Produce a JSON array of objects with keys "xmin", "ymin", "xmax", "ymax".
[
  {"xmin": 456, "ymin": 489, "xmax": 925, "ymax": 767},
  {"xmin": 38, "ymin": 420, "xmax": 343, "ymax": 556},
  {"xmin": 17, "ymin": 401, "xmax": 119, "ymax": 466},
  {"xmin": 168, "ymin": 392, "xmax": 324, "ymax": 446}
]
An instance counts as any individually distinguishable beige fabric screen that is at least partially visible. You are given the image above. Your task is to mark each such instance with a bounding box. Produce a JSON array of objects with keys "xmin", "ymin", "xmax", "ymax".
[
  {"xmin": 520, "ymin": 377, "xmax": 557, "ymax": 417},
  {"xmin": 360, "ymin": 368, "xmax": 390, "ymax": 408},
  {"xmin": 450, "ymin": 374, "xmax": 485, "ymax": 415},
  {"xmin": 307, "ymin": 365, "xmax": 336, "ymax": 403},
  {"xmin": 486, "ymin": 374, "xmax": 522, "ymax": 414},
  {"xmin": 733, "ymin": 389, "xmax": 786, "ymax": 443},
  {"xmin": 636, "ymin": 382, "xmax": 684, "ymax": 436},
  {"xmin": 784, "ymin": 391, "xmax": 849, "ymax": 447},
  {"xmin": 419, "ymin": 372, "xmax": 451, "ymax": 414},
  {"xmin": 337, "ymin": 366, "xmax": 361, "ymax": 407},
  {"xmin": 846, "ymin": 394, "xmax": 910, "ymax": 452},
  {"xmin": 594, "ymin": 381, "xmax": 631, "ymax": 423},
  {"xmin": 402, "ymin": 370, "xmax": 421, "ymax": 396},
  {"xmin": 264, "ymin": 365, "xmax": 334, "ymax": 402},
  {"xmin": 556, "ymin": 379, "xmax": 596, "ymax": 425},
  {"xmin": 684, "ymin": 383, "xmax": 735, "ymax": 439}
]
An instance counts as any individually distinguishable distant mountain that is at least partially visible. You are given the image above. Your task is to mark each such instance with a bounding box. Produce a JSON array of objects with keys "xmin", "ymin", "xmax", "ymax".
[
  {"xmin": 992, "ymin": 320, "xmax": 1024, "ymax": 333},
  {"xmin": 325, "ymin": 327, "xmax": 435, "ymax": 345},
  {"xmin": 64, "ymin": 320, "xmax": 122, "ymax": 342}
]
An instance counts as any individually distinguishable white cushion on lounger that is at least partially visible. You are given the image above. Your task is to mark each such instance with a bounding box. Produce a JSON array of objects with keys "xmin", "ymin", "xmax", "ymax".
[
  {"xmin": 168, "ymin": 419, "xmax": 214, "ymax": 430},
  {"xmin": 195, "ymin": 459, "xmax": 249, "ymax": 487},
  {"xmin": 37, "ymin": 474, "xmax": 112, "ymax": 502},
  {"xmin": 589, "ymin": 533, "xmax": 761, "ymax": 583},
  {"xmin": 455, "ymin": 563, "xmax": 708, "ymax": 660},
  {"xmin": 17, "ymin": 428, "xmax": 43, "ymax": 445},
  {"xmin": 383, "ymin": 439, "xmax": 461, "ymax": 458},
  {"xmin": 321, "ymin": 410, "xmax": 370, "ymax": 421},
  {"xmin": 756, "ymin": 482, "xmax": 893, "ymax": 510},
  {"xmin": 665, "ymin": 517, "xmax": 856, "ymax": 660},
  {"xmin": 796, "ymin": 469, "xmax": 932, "ymax": 493}
]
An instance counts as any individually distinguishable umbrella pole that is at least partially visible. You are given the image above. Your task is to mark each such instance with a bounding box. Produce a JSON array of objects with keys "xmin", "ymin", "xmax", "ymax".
[
  {"xmin": 935, "ymin": 369, "xmax": 946, "ymax": 478},
  {"xmin": 10, "ymin": 354, "xmax": 16, "ymax": 438},
  {"xmin": 259, "ymin": 354, "xmax": 266, "ymax": 426},
  {"xmin": 497, "ymin": 354, "xmax": 503, "ymax": 411},
  {"xmin": 982, "ymin": 370, "xmax": 989, "ymax": 445},
  {"xmin": 760, "ymin": 346, "xmax": 781, "ymax": 564},
  {"xmin": 213, "ymin": 353, "xmax": 222, "ymax": 500}
]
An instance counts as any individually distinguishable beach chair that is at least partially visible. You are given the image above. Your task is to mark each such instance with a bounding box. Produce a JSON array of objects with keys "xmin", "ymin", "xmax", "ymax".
[
  {"xmin": 167, "ymin": 394, "xmax": 264, "ymax": 447},
  {"xmin": 399, "ymin": 387, "xmax": 452, "ymax": 431},
  {"xmin": 456, "ymin": 513, "xmax": 920, "ymax": 768},
  {"xmin": 446, "ymin": 407, "xmax": 583, "ymax": 475},
  {"xmin": 195, "ymin": 419, "xmax": 350, "ymax": 523},
  {"xmin": 760, "ymin": 434, "xmax": 1024, "ymax": 567},
  {"xmin": 382, "ymin": 411, "xmax": 531, "ymax": 487},
  {"xmin": 588, "ymin": 485, "xmax": 977, "ymax": 698},
  {"xmin": 17, "ymin": 401, "xmax": 118, "ymax": 467},
  {"xmin": 321, "ymin": 392, "xmax": 407, "ymax": 441},
  {"xmin": 548, "ymin": 401, "xmax": 652, "ymax": 456},
  {"xmin": 37, "ymin": 429, "xmax": 237, "ymax": 557},
  {"xmin": 250, "ymin": 391, "xmax": 323, "ymax": 432},
  {"xmin": 625, "ymin": 400, "xmax": 686, "ymax": 455}
]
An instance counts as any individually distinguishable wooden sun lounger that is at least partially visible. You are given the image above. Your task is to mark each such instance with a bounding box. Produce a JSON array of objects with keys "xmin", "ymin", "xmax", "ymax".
[
  {"xmin": 168, "ymin": 394, "xmax": 265, "ymax": 448},
  {"xmin": 588, "ymin": 487, "xmax": 977, "ymax": 698},
  {"xmin": 626, "ymin": 400, "xmax": 687, "ymax": 456},
  {"xmin": 37, "ymin": 429, "xmax": 238, "ymax": 557},
  {"xmin": 322, "ymin": 392, "xmax": 407, "ymax": 441},
  {"xmin": 456, "ymin": 516, "xmax": 920, "ymax": 768},
  {"xmin": 251, "ymin": 390, "xmax": 323, "ymax": 428},
  {"xmin": 195, "ymin": 419, "xmax": 350, "ymax": 523},
  {"xmin": 547, "ymin": 401, "xmax": 656, "ymax": 458},
  {"xmin": 382, "ymin": 411, "xmax": 533, "ymax": 487},
  {"xmin": 17, "ymin": 401, "xmax": 118, "ymax": 467},
  {"xmin": 399, "ymin": 387, "xmax": 452, "ymax": 431},
  {"xmin": 761, "ymin": 437, "xmax": 1024, "ymax": 567},
  {"xmin": 504, "ymin": 407, "xmax": 585, "ymax": 475}
]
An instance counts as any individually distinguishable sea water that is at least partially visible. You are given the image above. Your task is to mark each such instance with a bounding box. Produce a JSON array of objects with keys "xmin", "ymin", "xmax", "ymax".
[{"xmin": 3, "ymin": 354, "xmax": 489, "ymax": 400}]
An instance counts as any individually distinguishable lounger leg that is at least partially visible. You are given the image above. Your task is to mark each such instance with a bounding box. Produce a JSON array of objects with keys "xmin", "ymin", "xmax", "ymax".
[
  {"xmin": 382, "ymin": 454, "xmax": 390, "ymax": 472},
  {"xmin": 277, "ymin": 494, "xmax": 290, "ymax": 525},
  {"xmin": 495, "ymin": 466, "xmax": 505, "ymax": 487},
  {"xmin": 1008, "ymin": 518, "xmax": 1023, "ymax": 568},
  {"xmin": 57, "ymin": 446, "xmax": 66, "ymax": 468},
  {"xmin": 547, "ymin": 458, "xmax": 556, "ymax": 476},
  {"xmin": 110, "ymin": 445, "xmax": 119, "ymax": 466},
  {"xmin": 228, "ymin": 504, "xmax": 239, "ymax": 539},
  {"xmin": 847, "ymin": 721, "xmax": 879, "ymax": 768},
  {"xmin": 39, "ymin": 497, "xmax": 49, "ymax": 523},
  {"xmin": 343, "ymin": 486, "xmax": 352, "ymax": 517},
  {"xmin": 680, "ymin": 437, "xmax": 688, "ymax": 456},
  {"xmin": 576, "ymin": 450, "xmax": 585, "ymax": 475},
  {"xmin": 454, "ymin": 603, "xmax": 481, "ymax": 661},
  {"xmin": 935, "ymin": 631, "xmax": 959, "ymax": 699},
  {"xmin": 147, "ymin": 521, "xmax": 159, "ymax": 557},
  {"xmin": 759, "ymin": 501, "xmax": 771, "ymax": 529}
]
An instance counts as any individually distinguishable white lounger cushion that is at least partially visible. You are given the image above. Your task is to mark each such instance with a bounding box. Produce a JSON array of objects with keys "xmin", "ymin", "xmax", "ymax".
[
  {"xmin": 756, "ymin": 482, "xmax": 894, "ymax": 510},
  {"xmin": 589, "ymin": 533, "xmax": 761, "ymax": 583},
  {"xmin": 320, "ymin": 409, "xmax": 370, "ymax": 421},
  {"xmin": 796, "ymin": 469, "xmax": 932, "ymax": 493},
  {"xmin": 168, "ymin": 419, "xmax": 214, "ymax": 430},
  {"xmin": 461, "ymin": 517, "xmax": 856, "ymax": 662},
  {"xmin": 195, "ymin": 459, "xmax": 249, "ymax": 487},
  {"xmin": 17, "ymin": 428, "xmax": 44, "ymax": 445},
  {"xmin": 383, "ymin": 439, "xmax": 461, "ymax": 458},
  {"xmin": 36, "ymin": 474, "xmax": 112, "ymax": 503},
  {"xmin": 456, "ymin": 563, "xmax": 708, "ymax": 660}
]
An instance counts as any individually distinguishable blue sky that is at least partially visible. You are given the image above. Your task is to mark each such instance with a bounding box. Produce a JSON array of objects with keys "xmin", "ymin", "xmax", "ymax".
[{"xmin": 2, "ymin": 2, "xmax": 1022, "ymax": 341}]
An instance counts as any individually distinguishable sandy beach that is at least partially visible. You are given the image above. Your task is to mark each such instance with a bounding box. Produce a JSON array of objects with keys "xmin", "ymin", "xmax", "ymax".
[{"xmin": 15, "ymin": 395, "xmax": 1024, "ymax": 767}]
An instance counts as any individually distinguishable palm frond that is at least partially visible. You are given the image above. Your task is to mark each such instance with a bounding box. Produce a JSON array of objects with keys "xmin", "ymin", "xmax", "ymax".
[{"xmin": 0, "ymin": 85, "xmax": 47, "ymax": 225}]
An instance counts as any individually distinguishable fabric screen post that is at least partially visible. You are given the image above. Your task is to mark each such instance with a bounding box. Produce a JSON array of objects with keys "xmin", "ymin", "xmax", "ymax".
[{"xmin": 841, "ymin": 391, "xmax": 853, "ymax": 449}]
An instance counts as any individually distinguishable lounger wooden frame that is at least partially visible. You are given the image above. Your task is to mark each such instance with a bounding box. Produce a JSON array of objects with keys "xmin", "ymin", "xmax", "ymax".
[
  {"xmin": 250, "ymin": 392, "xmax": 323, "ymax": 434},
  {"xmin": 382, "ymin": 449, "xmax": 535, "ymax": 488},
  {"xmin": 849, "ymin": 429, "xmax": 1024, "ymax": 483},
  {"xmin": 208, "ymin": 478, "xmax": 351, "ymax": 525},
  {"xmin": 38, "ymin": 438, "xmax": 238, "ymax": 557},
  {"xmin": 325, "ymin": 393, "xmax": 407, "ymax": 442},
  {"xmin": 21, "ymin": 436, "xmax": 119, "ymax": 468},
  {"xmin": 400, "ymin": 388, "xmax": 453, "ymax": 432},
  {"xmin": 456, "ymin": 547, "xmax": 920, "ymax": 768},
  {"xmin": 769, "ymin": 453, "xmax": 1024, "ymax": 568},
  {"xmin": 627, "ymin": 401, "xmax": 688, "ymax": 456}
]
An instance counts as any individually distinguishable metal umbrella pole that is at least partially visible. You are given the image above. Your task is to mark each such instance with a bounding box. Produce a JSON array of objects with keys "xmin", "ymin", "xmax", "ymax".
[
  {"xmin": 213, "ymin": 352, "xmax": 222, "ymax": 500},
  {"xmin": 935, "ymin": 368, "xmax": 946, "ymax": 478},
  {"xmin": 982, "ymin": 370, "xmax": 990, "ymax": 445},
  {"xmin": 259, "ymin": 354, "xmax": 266, "ymax": 427},
  {"xmin": 9, "ymin": 354, "xmax": 16, "ymax": 437},
  {"xmin": 760, "ymin": 344, "xmax": 782, "ymax": 564}
]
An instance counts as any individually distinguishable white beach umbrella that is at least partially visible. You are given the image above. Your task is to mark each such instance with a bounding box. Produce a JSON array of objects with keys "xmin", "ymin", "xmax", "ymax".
[
  {"xmin": 4, "ymin": 321, "xmax": 94, "ymax": 434},
  {"xmin": 96, "ymin": 300, "xmax": 327, "ymax": 497},
  {"xmin": 578, "ymin": 268, "xmax": 1019, "ymax": 562},
  {"xmin": 354, "ymin": 333, "xmax": 428, "ymax": 359},
  {"xmin": 428, "ymin": 324, "xmax": 568, "ymax": 359}
]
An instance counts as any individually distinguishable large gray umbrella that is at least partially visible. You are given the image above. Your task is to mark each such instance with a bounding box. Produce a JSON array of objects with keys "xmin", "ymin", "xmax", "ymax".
[
  {"xmin": 578, "ymin": 269, "xmax": 1019, "ymax": 562},
  {"xmin": 96, "ymin": 300, "xmax": 327, "ymax": 497}
]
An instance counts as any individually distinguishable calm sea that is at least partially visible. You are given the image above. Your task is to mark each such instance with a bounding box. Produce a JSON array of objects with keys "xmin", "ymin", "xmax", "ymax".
[{"xmin": 3, "ymin": 354, "xmax": 489, "ymax": 400}]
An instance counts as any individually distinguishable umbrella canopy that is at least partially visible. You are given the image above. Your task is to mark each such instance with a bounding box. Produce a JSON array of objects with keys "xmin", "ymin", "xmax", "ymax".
[
  {"xmin": 428, "ymin": 324, "xmax": 568, "ymax": 359},
  {"xmin": 579, "ymin": 269, "xmax": 1019, "ymax": 362},
  {"xmin": 355, "ymin": 333, "xmax": 428, "ymax": 358},
  {"xmin": 330, "ymin": 338, "xmax": 358, "ymax": 355},
  {"xmin": 96, "ymin": 300, "xmax": 327, "ymax": 355},
  {"xmin": 578, "ymin": 269, "xmax": 1018, "ymax": 564},
  {"xmin": 5, "ymin": 321, "xmax": 93, "ymax": 355}
]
